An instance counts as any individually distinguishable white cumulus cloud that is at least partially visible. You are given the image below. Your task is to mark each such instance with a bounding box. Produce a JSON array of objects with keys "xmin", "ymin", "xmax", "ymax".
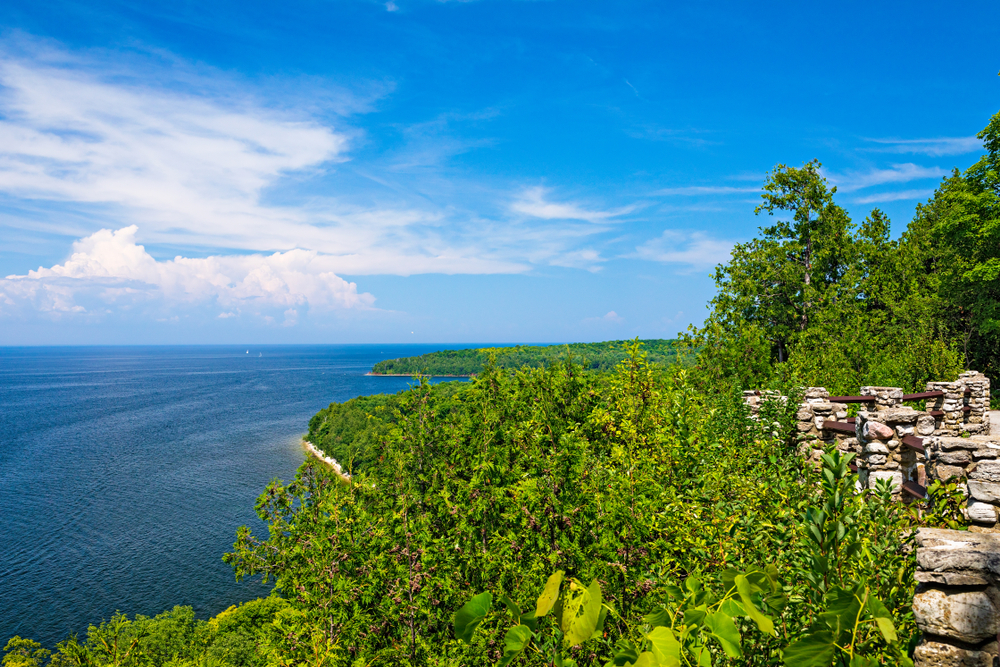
[{"xmin": 0, "ymin": 226, "xmax": 375, "ymax": 318}]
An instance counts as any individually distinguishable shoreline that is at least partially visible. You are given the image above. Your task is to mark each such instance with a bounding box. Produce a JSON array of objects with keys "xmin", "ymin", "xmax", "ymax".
[
  {"xmin": 301, "ymin": 439, "xmax": 352, "ymax": 483},
  {"xmin": 365, "ymin": 372, "xmax": 473, "ymax": 378}
]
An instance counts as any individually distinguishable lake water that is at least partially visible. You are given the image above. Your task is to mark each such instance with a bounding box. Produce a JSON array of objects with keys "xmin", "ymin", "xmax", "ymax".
[{"xmin": 0, "ymin": 345, "xmax": 469, "ymax": 648}]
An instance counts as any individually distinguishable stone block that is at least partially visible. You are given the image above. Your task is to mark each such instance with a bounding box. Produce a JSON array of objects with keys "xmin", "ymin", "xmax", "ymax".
[
  {"xmin": 913, "ymin": 639, "xmax": 998, "ymax": 667},
  {"xmin": 918, "ymin": 415, "xmax": 937, "ymax": 436},
  {"xmin": 915, "ymin": 571, "xmax": 991, "ymax": 586},
  {"xmin": 912, "ymin": 588, "xmax": 998, "ymax": 644},
  {"xmin": 973, "ymin": 449, "xmax": 1000, "ymax": 460},
  {"xmin": 804, "ymin": 387, "xmax": 829, "ymax": 400},
  {"xmin": 968, "ymin": 481, "xmax": 1000, "ymax": 503},
  {"xmin": 937, "ymin": 451, "xmax": 972, "ymax": 466},
  {"xmin": 915, "ymin": 528, "xmax": 1000, "ymax": 575},
  {"xmin": 940, "ymin": 437, "xmax": 980, "ymax": 451},
  {"xmin": 868, "ymin": 455, "xmax": 888, "ymax": 465},
  {"xmin": 796, "ymin": 408, "xmax": 812, "ymax": 421},
  {"xmin": 863, "ymin": 421, "xmax": 896, "ymax": 440},
  {"xmin": 863, "ymin": 442, "xmax": 890, "ymax": 455},
  {"xmin": 932, "ymin": 465, "xmax": 967, "ymax": 482},
  {"xmin": 967, "ymin": 501, "xmax": 998, "ymax": 525},
  {"xmin": 970, "ymin": 461, "xmax": 1000, "ymax": 482}
]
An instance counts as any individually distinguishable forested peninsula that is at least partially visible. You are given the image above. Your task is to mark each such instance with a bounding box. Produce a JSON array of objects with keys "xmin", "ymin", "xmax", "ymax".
[
  {"xmin": 7, "ymin": 109, "xmax": 1000, "ymax": 667},
  {"xmin": 368, "ymin": 339, "xmax": 690, "ymax": 376}
]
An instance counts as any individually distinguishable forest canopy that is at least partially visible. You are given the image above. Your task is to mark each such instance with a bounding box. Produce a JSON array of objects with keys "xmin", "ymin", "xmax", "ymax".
[{"xmin": 368, "ymin": 340, "xmax": 691, "ymax": 376}]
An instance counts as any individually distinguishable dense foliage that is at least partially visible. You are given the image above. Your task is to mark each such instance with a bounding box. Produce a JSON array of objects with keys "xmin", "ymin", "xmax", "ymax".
[
  {"xmin": 369, "ymin": 340, "xmax": 690, "ymax": 376},
  {"xmin": 685, "ymin": 110, "xmax": 1000, "ymax": 396}
]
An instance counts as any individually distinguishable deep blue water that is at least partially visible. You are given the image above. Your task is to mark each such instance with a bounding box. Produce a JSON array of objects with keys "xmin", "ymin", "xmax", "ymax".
[{"xmin": 0, "ymin": 345, "xmax": 469, "ymax": 648}]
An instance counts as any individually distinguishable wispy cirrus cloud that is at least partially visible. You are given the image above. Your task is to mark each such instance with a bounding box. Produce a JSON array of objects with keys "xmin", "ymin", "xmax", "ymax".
[
  {"xmin": 862, "ymin": 136, "xmax": 983, "ymax": 157},
  {"xmin": 0, "ymin": 39, "xmax": 590, "ymax": 282},
  {"xmin": 851, "ymin": 188, "xmax": 937, "ymax": 204},
  {"xmin": 511, "ymin": 186, "xmax": 636, "ymax": 222},
  {"xmin": 653, "ymin": 185, "xmax": 759, "ymax": 196},
  {"xmin": 825, "ymin": 163, "xmax": 948, "ymax": 192},
  {"xmin": 634, "ymin": 230, "xmax": 734, "ymax": 271}
]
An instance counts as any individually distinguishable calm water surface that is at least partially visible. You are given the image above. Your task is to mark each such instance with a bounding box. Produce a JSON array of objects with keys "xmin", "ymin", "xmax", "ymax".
[{"xmin": 0, "ymin": 345, "xmax": 467, "ymax": 647}]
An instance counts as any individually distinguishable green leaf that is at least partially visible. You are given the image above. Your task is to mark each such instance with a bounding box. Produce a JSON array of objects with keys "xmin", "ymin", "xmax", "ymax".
[
  {"xmin": 610, "ymin": 639, "xmax": 639, "ymax": 666},
  {"xmin": 644, "ymin": 608, "xmax": 671, "ymax": 628},
  {"xmin": 565, "ymin": 579, "xmax": 602, "ymax": 646},
  {"xmin": 646, "ymin": 626, "xmax": 681, "ymax": 667},
  {"xmin": 735, "ymin": 574, "xmax": 775, "ymax": 635},
  {"xmin": 719, "ymin": 598, "xmax": 746, "ymax": 618},
  {"xmin": 705, "ymin": 610, "xmax": 742, "ymax": 658},
  {"xmin": 783, "ymin": 629, "xmax": 837, "ymax": 667},
  {"xmin": 691, "ymin": 645, "xmax": 712, "ymax": 667},
  {"xmin": 453, "ymin": 592, "xmax": 493, "ymax": 643},
  {"xmin": 849, "ymin": 655, "xmax": 877, "ymax": 667},
  {"xmin": 535, "ymin": 571, "xmax": 564, "ymax": 618},
  {"xmin": 628, "ymin": 653, "xmax": 657, "ymax": 667},
  {"xmin": 591, "ymin": 606, "xmax": 609, "ymax": 640},
  {"xmin": 682, "ymin": 606, "xmax": 707, "ymax": 628},
  {"xmin": 866, "ymin": 595, "xmax": 897, "ymax": 643},
  {"xmin": 500, "ymin": 593, "xmax": 522, "ymax": 618},
  {"xmin": 822, "ymin": 588, "xmax": 863, "ymax": 643},
  {"xmin": 561, "ymin": 584, "xmax": 586, "ymax": 635},
  {"xmin": 497, "ymin": 625, "xmax": 533, "ymax": 667}
]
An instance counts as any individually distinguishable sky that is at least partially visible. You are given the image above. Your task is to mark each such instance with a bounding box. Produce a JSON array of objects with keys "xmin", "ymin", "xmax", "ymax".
[{"xmin": 0, "ymin": 1, "xmax": 997, "ymax": 345}]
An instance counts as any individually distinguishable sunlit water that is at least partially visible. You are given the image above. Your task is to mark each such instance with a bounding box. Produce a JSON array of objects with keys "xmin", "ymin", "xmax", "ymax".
[{"xmin": 0, "ymin": 345, "xmax": 466, "ymax": 647}]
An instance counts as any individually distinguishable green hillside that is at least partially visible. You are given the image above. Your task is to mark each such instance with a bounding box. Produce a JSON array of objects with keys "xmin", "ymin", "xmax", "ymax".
[{"xmin": 369, "ymin": 338, "xmax": 690, "ymax": 376}]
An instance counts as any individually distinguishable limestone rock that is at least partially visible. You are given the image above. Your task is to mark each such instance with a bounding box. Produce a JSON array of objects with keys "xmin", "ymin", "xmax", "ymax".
[
  {"xmin": 968, "ymin": 480, "xmax": 1000, "ymax": 503},
  {"xmin": 864, "ymin": 421, "xmax": 895, "ymax": 440},
  {"xmin": 918, "ymin": 415, "xmax": 937, "ymax": 436},
  {"xmin": 933, "ymin": 465, "xmax": 967, "ymax": 482},
  {"xmin": 915, "ymin": 528, "xmax": 1000, "ymax": 574},
  {"xmin": 937, "ymin": 451, "xmax": 972, "ymax": 466},
  {"xmin": 912, "ymin": 588, "xmax": 998, "ymax": 644},
  {"xmin": 970, "ymin": 461, "xmax": 1000, "ymax": 482},
  {"xmin": 913, "ymin": 640, "xmax": 998, "ymax": 667},
  {"xmin": 915, "ymin": 571, "xmax": 990, "ymax": 586},
  {"xmin": 863, "ymin": 442, "xmax": 890, "ymax": 455},
  {"xmin": 967, "ymin": 501, "xmax": 998, "ymax": 525}
]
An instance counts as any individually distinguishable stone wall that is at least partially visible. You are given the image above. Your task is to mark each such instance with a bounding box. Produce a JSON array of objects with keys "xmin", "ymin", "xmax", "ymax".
[
  {"xmin": 912, "ymin": 528, "xmax": 1000, "ymax": 667},
  {"xmin": 924, "ymin": 435, "xmax": 1000, "ymax": 528},
  {"xmin": 925, "ymin": 371, "xmax": 991, "ymax": 437},
  {"xmin": 793, "ymin": 387, "xmax": 853, "ymax": 464},
  {"xmin": 856, "ymin": 408, "xmax": 935, "ymax": 497}
]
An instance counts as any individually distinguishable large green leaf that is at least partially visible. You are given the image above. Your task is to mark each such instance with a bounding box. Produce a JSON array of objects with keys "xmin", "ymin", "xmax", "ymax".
[
  {"xmin": 453, "ymin": 592, "xmax": 493, "ymax": 643},
  {"xmin": 628, "ymin": 652, "xmax": 657, "ymax": 667},
  {"xmin": 565, "ymin": 579, "xmax": 602, "ymax": 646},
  {"xmin": 646, "ymin": 626, "xmax": 681, "ymax": 667},
  {"xmin": 735, "ymin": 575, "xmax": 775, "ymax": 635},
  {"xmin": 535, "ymin": 571, "xmax": 565, "ymax": 618},
  {"xmin": 783, "ymin": 628, "xmax": 836, "ymax": 667},
  {"xmin": 705, "ymin": 610, "xmax": 742, "ymax": 658},
  {"xmin": 609, "ymin": 638, "xmax": 639, "ymax": 666},
  {"xmin": 865, "ymin": 593, "xmax": 897, "ymax": 643},
  {"xmin": 822, "ymin": 588, "xmax": 863, "ymax": 643},
  {"xmin": 497, "ymin": 625, "xmax": 533, "ymax": 667}
]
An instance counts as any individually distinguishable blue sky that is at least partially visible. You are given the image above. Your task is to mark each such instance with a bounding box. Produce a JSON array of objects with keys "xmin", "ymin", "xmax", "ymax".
[{"xmin": 0, "ymin": 0, "xmax": 997, "ymax": 345}]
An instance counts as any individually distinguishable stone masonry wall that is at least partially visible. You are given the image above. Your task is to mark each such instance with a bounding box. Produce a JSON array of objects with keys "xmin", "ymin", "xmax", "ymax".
[
  {"xmin": 924, "ymin": 435, "xmax": 1000, "ymax": 528},
  {"xmin": 856, "ymin": 408, "xmax": 935, "ymax": 497},
  {"xmin": 912, "ymin": 528, "xmax": 1000, "ymax": 667},
  {"xmin": 925, "ymin": 371, "xmax": 991, "ymax": 436}
]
